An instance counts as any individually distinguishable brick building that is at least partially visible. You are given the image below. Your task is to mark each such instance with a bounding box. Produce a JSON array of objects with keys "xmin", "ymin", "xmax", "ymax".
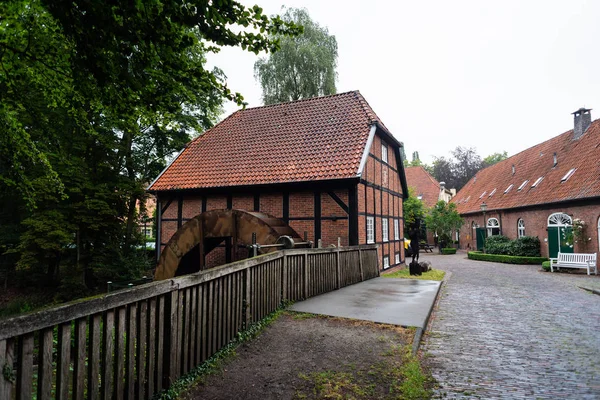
[
  {"xmin": 148, "ymin": 91, "xmax": 409, "ymax": 271},
  {"xmin": 453, "ymin": 108, "xmax": 600, "ymax": 259},
  {"xmin": 405, "ymin": 166, "xmax": 455, "ymax": 244}
]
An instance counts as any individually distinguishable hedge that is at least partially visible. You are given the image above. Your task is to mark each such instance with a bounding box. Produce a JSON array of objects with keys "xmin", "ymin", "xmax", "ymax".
[
  {"xmin": 442, "ymin": 248, "xmax": 457, "ymax": 255},
  {"xmin": 542, "ymin": 261, "xmax": 551, "ymax": 272},
  {"xmin": 468, "ymin": 251, "xmax": 548, "ymax": 265},
  {"xmin": 484, "ymin": 235, "xmax": 541, "ymax": 257}
]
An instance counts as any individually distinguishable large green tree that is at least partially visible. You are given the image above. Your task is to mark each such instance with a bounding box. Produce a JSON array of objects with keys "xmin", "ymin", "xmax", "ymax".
[
  {"xmin": 254, "ymin": 8, "xmax": 338, "ymax": 104},
  {"xmin": 0, "ymin": 0, "xmax": 300, "ymax": 292},
  {"xmin": 425, "ymin": 201, "xmax": 463, "ymax": 245}
]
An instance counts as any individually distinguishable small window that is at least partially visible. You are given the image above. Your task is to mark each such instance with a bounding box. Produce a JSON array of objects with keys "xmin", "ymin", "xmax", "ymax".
[
  {"xmin": 417, "ymin": 194, "xmax": 423, "ymax": 200},
  {"xmin": 517, "ymin": 180, "xmax": 529, "ymax": 191},
  {"xmin": 517, "ymin": 219, "xmax": 525, "ymax": 238},
  {"xmin": 394, "ymin": 219, "xmax": 400, "ymax": 240},
  {"xmin": 504, "ymin": 184, "xmax": 513, "ymax": 194},
  {"xmin": 381, "ymin": 143, "xmax": 388, "ymax": 163},
  {"xmin": 531, "ymin": 176, "xmax": 544, "ymax": 188},
  {"xmin": 561, "ymin": 168, "xmax": 576, "ymax": 182},
  {"xmin": 465, "ymin": 196, "xmax": 470, "ymax": 202},
  {"xmin": 395, "ymin": 253, "xmax": 400, "ymax": 264},
  {"xmin": 383, "ymin": 256, "xmax": 390, "ymax": 269},
  {"xmin": 382, "ymin": 219, "xmax": 389, "ymax": 242},
  {"xmin": 367, "ymin": 217, "xmax": 374, "ymax": 244},
  {"xmin": 488, "ymin": 188, "xmax": 497, "ymax": 197},
  {"xmin": 479, "ymin": 191, "xmax": 487, "ymax": 199}
]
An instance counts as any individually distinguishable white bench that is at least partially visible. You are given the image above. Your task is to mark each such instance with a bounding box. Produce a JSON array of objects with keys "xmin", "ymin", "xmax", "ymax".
[{"xmin": 550, "ymin": 252, "xmax": 597, "ymax": 275}]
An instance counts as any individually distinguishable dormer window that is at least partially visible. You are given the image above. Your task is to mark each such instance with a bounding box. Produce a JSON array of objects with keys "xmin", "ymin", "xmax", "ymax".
[
  {"xmin": 488, "ymin": 188, "xmax": 497, "ymax": 197},
  {"xmin": 381, "ymin": 143, "xmax": 388, "ymax": 163},
  {"xmin": 517, "ymin": 180, "xmax": 529, "ymax": 191},
  {"xmin": 531, "ymin": 176, "xmax": 544, "ymax": 188},
  {"xmin": 465, "ymin": 196, "xmax": 470, "ymax": 202},
  {"xmin": 561, "ymin": 168, "xmax": 576, "ymax": 182},
  {"xmin": 504, "ymin": 184, "xmax": 514, "ymax": 194},
  {"xmin": 479, "ymin": 191, "xmax": 487, "ymax": 199}
]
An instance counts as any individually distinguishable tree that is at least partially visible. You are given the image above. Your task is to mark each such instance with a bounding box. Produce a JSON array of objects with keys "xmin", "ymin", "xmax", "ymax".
[
  {"xmin": 403, "ymin": 188, "xmax": 426, "ymax": 229},
  {"xmin": 425, "ymin": 201, "xmax": 464, "ymax": 246},
  {"xmin": 0, "ymin": 0, "xmax": 301, "ymax": 292},
  {"xmin": 254, "ymin": 8, "xmax": 338, "ymax": 104},
  {"xmin": 431, "ymin": 156, "xmax": 455, "ymax": 188},
  {"xmin": 483, "ymin": 151, "xmax": 508, "ymax": 168},
  {"xmin": 430, "ymin": 147, "xmax": 483, "ymax": 191}
]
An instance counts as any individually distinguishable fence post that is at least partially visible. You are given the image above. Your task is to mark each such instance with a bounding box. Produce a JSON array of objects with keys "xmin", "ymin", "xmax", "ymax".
[
  {"xmin": 0, "ymin": 339, "xmax": 14, "ymax": 399},
  {"xmin": 358, "ymin": 248, "xmax": 364, "ymax": 281},
  {"xmin": 244, "ymin": 268, "xmax": 251, "ymax": 328},
  {"xmin": 163, "ymin": 289, "xmax": 180, "ymax": 388},
  {"xmin": 304, "ymin": 252, "xmax": 310, "ymax": 299},
  {"xmin": 335, "ymin": 247, "xmax": 341, "ymax": 290},
  {"xmin": 281, "ymin": 253, "xmax": 288, "ymax": 302}
]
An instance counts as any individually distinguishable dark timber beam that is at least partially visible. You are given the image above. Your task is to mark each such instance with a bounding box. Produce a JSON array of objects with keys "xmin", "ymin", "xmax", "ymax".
[
  {"xmin": 348, "ymin": 186, "xmax": 359, "ymax": 246},
  {"xmin": 327, "ymin": 191, "xmax": 349, "ymax": 214},
  {"xmin": 314, "ymin": 191, "xmax": 321, "ymax": 241}
]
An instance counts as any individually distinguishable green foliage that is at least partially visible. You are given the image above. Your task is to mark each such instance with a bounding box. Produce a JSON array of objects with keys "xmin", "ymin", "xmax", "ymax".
[
  {"xmin": 485, "ymin": 235, "xmax": 541, "ymax": 257},
  {"xmin": 254, "ymin": 8, "xmax": 337, "ymax": 104},
  {"xmin": 424, "ymin": 201, "xmax": 463, "ymax": 244},
  {"xmin": 542, "ymin": 261, "xmax": 551, "ymax": 272},
  {"xmin": 383, "ymin": 268, "xmax": 445, "ymax": 281},
  {"xmin": 468, "ymin": 251, "xmax": 548, "ymax": 265},
  {"xmin": 442, "ymin": 248, "xmax": 457, "ymax": 255},
  {"xmin": 483, "ymin": 151, "xmax": 508, "ymax": 167},
  {"xmin": 403, "ymin": 188, "xmax": 426, "ymax": 227}
]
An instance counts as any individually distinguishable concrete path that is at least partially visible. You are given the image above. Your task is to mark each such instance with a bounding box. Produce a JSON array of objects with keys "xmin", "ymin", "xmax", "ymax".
[
  {"xmin": 290, "ymin": 277, "xmax": 441, "ymax": 328},
  {"xmin": 421, "ymin": 252, "xmax": 600, "ymax": 399}
]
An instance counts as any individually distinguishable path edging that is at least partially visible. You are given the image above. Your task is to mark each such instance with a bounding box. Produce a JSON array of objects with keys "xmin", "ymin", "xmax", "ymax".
[{"xmin": 412, "ymin": 277, "xmax": 444, "ymax": 355}]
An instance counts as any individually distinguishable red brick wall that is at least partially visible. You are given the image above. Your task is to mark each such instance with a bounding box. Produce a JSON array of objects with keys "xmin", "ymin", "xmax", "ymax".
[{"xmin": 458, "ymin": 204, "xmax": 600, "ymax": 258}]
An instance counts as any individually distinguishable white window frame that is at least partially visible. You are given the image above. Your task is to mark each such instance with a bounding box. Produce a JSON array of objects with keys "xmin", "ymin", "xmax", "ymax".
[
  {"xmin": 395, "ymin": 253, "xmax": 400, "ymax": 264},
  {"xmin": 382, "ymin": 218, "xmax": 389, "ymax": 242},
  {"xmin": 487, "ymin": 217, "xmax": 500, "ymax": 237},
  {"xmin": 504, "ymin": 184, "xmax": 513, "ymax": 194},
  {"xmin": 381, "ymin": 143, "xmax": 388, "ymax": 163},
  {"xmin": 517, "ymin": 180, "xmax": 529, "ymax": 191},
  {"xmin": 479, "ymin": 191, "xmax": 487, "ymax": 199},
  {"xmin": 394, "ymin": 219, "xmax": 399, "ymax": 240},
  {"xmin": 488, "ymin": 188, "xmax": 496, "ymax": 197},
  {"xmin": 366, "ymin": 216, "xmax": 374, "ymax": 244},
  {"xmin": 517, "ymin": 219, "xmax": 525, "ymax": 238},
  {"xmin": 561, "ymin": 168, "xmax": 576, "ymax": 182},
  {"xmin": 531, "ymin": 176, "xmax": 544, "ymax": 188},
  {"xmin": 383, "ymin": 256, "xmax": 390, "ymax": 269}
]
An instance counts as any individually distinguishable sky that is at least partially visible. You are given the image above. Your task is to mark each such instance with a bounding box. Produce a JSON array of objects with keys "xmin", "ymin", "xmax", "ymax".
[{"xmin": 206, "ymin": 0, "xmax": 600, "ymax": 164}]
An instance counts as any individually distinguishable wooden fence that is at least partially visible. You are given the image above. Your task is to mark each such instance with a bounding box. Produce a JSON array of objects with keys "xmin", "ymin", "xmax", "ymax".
[{"xmin": 0, "ymin": 245, "xmax": 379, "ymax": 400}]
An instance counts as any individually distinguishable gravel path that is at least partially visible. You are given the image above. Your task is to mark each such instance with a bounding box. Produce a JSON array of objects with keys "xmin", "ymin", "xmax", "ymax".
[{"xmin": 421, "ymin": 252, "xmax": 600, "ymax": 399}]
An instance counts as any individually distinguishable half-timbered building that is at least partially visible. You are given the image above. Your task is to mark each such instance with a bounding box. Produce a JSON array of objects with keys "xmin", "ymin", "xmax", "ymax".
[{"xmin": 148, "ymin": 91, "xmax": 408, "ymax": 271}]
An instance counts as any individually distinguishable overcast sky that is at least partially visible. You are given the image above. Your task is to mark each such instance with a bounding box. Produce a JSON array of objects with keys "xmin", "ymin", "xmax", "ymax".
[{"xmin": 206, "ymin": 0, "xmax": 600, "ymax": 164}]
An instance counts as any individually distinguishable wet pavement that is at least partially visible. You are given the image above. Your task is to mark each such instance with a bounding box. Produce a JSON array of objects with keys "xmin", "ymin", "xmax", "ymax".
[
  {"xmin": 289, "ymin": 277, "xmax": 441, "ymax": 328},
  {"xmin": 421, "ymin": 252, "xmax": 600, "ymax": 399}
]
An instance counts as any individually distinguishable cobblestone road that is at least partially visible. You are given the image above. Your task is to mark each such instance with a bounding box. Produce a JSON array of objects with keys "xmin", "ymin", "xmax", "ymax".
[{"xmin": 421, "ymin": 252, "xmax": 600, "ymax": 399}]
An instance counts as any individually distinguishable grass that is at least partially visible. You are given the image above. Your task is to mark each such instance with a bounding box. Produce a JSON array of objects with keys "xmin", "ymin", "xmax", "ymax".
[
  {"xmin": 295, "ymin": 343, "xmax": 433, "ymax": 399},
  {"xmin": 382, "ymin": 268, "xmax": 445, "ymax": 281}
]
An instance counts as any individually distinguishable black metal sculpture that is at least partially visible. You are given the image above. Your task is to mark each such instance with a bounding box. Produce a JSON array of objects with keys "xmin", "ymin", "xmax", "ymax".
[{"xmin": 408, "ymin": 219, "xmax": 422, "ymax": 275}]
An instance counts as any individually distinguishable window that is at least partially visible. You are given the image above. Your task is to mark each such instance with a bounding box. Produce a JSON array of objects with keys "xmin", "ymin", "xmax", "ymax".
[
  {"xmin": 517, "ymin": 180, "xmax": 529, "ymax": 191},
  {"xmin": 394, "ymin": 219, "xmax": 400, "ymax": 240},
  {"xmin": 504, "ymin": 184, "xmax": 514, "ymax": 194},
  {"xmin": 382, "ymin": 218, "xmax": 389, "ymax": 242},
  {"xmin": 383, "ymin": 256, "xmax": 390, "ymax": 269},
  {"xmin": 395, "ymin": 253, "xmax": 400, "ymax": 264},
  {"xmin": 561, "ymin": 168, "xmax": 577, "ymax": 182},
  {"xmin": 479, "ymin": 191, "xmax": 487, "ymax": 199},
  {"xmin": 517, "ymin": 219, "xmax": 525, "ymax": 238},
  {"xmin": 417, "ymin": 194, "xmax": 423, "ymax": 200},
  {"xmin": 381, "ymin": 143, "xmax": 388, "ymax": 163},
  {"xmin": 531, "ymin": 176, "xmax": 544, "ymax": 188},
  {"xmin": 367, "ymin": 217, "xmax": 374, "ymax": 244},
  {"xmin": 487, "ymin": 218, "xmax": 500, "ymax": 236},
  {"xmin": 143, "ymin": 227, "xmax": 153, "ymax": 238},
  {"xmin": 488, "ymin": 188, "xmax": 497, "ymax": 197}
]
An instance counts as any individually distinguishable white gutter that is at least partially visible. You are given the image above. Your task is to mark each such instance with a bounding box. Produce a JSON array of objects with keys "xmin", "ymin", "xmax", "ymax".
[
  {"xmin": 147, "ymin": 146, "xmax": 186, "ymax": 191},
  {"xmin": 356, "ymin": 124, "xmax": 377, "ymax": 177}
]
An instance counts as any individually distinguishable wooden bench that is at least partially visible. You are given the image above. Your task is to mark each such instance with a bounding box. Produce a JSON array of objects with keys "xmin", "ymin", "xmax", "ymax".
[
  {"xmin": 419, "ymin": 243, "xmax": 435, "ymax": 253},
  {"xmin": 550, "ymin": 252, "xmax": 597, "ymax": 275}
]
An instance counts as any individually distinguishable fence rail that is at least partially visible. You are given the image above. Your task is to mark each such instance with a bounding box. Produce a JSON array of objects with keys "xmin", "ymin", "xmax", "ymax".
[{"xmin": 0, "ymin": 245, "xmax": 379, "ymax": 400}]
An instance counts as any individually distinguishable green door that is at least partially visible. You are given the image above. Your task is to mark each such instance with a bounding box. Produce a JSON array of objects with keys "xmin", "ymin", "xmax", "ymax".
[
  {"xmin": 476, "ymin": 228, "xmax": 486, "ymax": 251},
  {"xmin": 548, "ymin": 226, "xmax": 574, "ymax": 258}
]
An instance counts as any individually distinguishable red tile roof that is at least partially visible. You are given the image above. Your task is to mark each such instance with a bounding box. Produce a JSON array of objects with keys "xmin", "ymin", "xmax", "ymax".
[
  {"xmin": 149, "ymin": 91, "xmax": 386, "ymax": 191},
  {"xmin": 405, "ymin": 166, "xmax": 441, "ymax": 208},
  {"xmin": 453, "ymin": 119, "xmax": 600, "ymax": 214}
]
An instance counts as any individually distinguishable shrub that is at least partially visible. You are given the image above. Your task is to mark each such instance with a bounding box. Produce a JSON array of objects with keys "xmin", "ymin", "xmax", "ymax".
[
  {"xmin": 442, "ymin": 248, "xmax": 457, "ymax": 255},
  {"xmin": 542, "ymin": 261, "xmax": 551, "ymax": 272},
  {"xmin": 468, "ymin": 251, "xmax": 548, "ymax": 265},
  {"xmin": 512, "ymin": 236, "xmax": 541, "ymax": 257},
  {"xmin": 484, "ymin": 235, "xmax": 512, "ymax": 255}
]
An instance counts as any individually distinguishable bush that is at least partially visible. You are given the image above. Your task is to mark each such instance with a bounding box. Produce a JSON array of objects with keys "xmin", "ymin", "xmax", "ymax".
[
  {"xmin": 484, "ymin": 235, "xmax": 512, "ymax": 255},
  {"xmin": 484, "ymin": 235, "xmax": 541, "ymax": 257},
  {"xmin": 468, "ymin": 251, "xmax": 548, "ymax": 265},
  {"xmin": 542, "ymin": 261, "xmax": 551, "ymax": 272},
  {"xmin": 442, "ymin": 248, "xmax": 457, "ymax": 255}
]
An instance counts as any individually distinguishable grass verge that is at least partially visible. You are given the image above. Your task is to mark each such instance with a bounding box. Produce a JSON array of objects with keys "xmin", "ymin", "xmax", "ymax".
[{"xmin": 383, "ymin": 269, "xmax": 445, "ymax": 281}]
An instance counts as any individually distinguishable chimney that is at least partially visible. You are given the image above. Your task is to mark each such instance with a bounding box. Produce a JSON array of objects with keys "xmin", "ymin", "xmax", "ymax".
[
  {"xmin": 572, "ymin": 108, "xmax": 592, "ymax": 140},
  {"xmin": 440, "ymin": 181, "xmax": 446, "ymax": 190}
]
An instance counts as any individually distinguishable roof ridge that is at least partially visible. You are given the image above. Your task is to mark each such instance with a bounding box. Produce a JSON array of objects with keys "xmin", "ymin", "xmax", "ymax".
[{"xmin": 234, "ymin": 90, "xmax": 361, "ymax": 113}]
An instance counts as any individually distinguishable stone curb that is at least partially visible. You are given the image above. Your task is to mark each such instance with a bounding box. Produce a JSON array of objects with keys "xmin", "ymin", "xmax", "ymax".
[
  {"xmin": 579, "ymin": 286, "xmax": 600, "ymax": 296},
  {"xmin": 412, "ymin": 276, "xmax": 445, "ymax": 355}
]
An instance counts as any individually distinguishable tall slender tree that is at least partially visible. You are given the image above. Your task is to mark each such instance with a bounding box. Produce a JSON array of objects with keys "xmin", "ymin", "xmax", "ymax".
[{"xmin": 254, "ymin": 8, "xmax": 338, "ymax": 104}]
